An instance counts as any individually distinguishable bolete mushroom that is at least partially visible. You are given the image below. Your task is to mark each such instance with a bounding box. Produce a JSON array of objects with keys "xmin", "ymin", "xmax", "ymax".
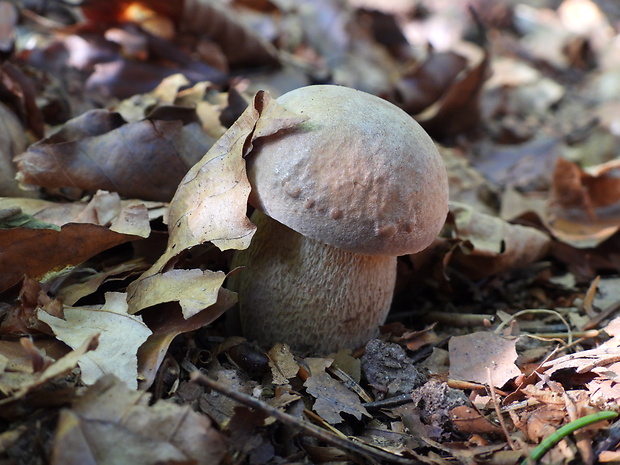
[{"xmin": 229, "ymin": 85, "xmax": 448, "ymax": 353}]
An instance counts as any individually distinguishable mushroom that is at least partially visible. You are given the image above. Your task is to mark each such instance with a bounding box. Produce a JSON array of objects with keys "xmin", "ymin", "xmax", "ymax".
[{"xmin": 229, "ymin": 85, "xmax": 448, "ymax": 353}]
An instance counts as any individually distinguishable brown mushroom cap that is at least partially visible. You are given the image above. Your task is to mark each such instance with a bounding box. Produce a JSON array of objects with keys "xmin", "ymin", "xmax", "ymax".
[{"xmin": 247, "ymin": 85, "xmax": 449, "ymax": 256}]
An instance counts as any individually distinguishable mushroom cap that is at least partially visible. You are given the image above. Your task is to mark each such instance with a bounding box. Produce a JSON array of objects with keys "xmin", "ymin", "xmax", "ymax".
[{"xmin": 247, "ymin": 85, "xmax": 449, "ymax": 256}]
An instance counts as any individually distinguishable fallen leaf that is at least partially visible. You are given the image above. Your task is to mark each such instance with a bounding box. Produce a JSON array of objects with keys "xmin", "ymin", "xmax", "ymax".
[
  {"xmin": 137, "ymin": 289, "xmax": 237, "ymax": 389},
  {"xmin": 38, "ymin": 292, "xmax": 152, "ymax": 389},
  {"xmin": 51, "ymin": 375, "xmax": 226, "ymax": 465},
  {"xmin": 126, "ymin": 268, "xmax": 225, "ymax": 317},
  {"xmin": 178, "ymin": 0, "xmax": 279, "ymax": 69},
  {"xmin": 0, "ymin": 222, "xmax": 144, "ymax": 293},
  {"xmin": 15, "ymin": 108, "xmax": 212, "ymax": 202},
  {"xmin": 445, "ymin": 202, "xmax": 551, "ymax": 279},
  {"xmin": 127, "ymin": 90, "xmax": 307, "ymax": 315},
  {"xmin": 304, "ymin": 357, "xmax": 371, "ymax": 424},
  {"xmin": 450, "ymin": 405, "xmax": 504, "ymax": 435},
  {"xmin": 267, "ymin": 343, "xmax": 300, "ymax": 385},
  {"xmin": 0, "ymin": 334, "xmax": 98, "ymax": 405},
  {"xmin": 449, "ymin": 331, "xmax": 521, "ymax": 387}
]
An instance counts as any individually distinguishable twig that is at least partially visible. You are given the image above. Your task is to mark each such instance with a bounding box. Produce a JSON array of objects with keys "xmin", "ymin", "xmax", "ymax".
[
  {"xmin": 190, "ymin": 371, "xmax": 422, "ymax": 465},
  {"xmin": 494, "ymin": 309, "xmax": 573, "ymax": 346},
  {"xmin": 487, "ymin": 367, "xmax": 517, "ymax": 451},
  {"xmin": 363, "ymin": 393, "xmax": 412, "ymax": 410}
]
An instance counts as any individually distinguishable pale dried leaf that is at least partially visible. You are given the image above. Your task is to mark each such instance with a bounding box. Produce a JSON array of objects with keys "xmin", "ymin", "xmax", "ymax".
[
  {"xmin": 447, "ymin": 202, "xmax": 550, "ymax": 279},
  {"xmin": 267, "ymin": 343, "xmax": 299, "ymax": 385},
  {"xmin": 138, "ymin": 289, "xmax": 236, "ymax": 389},
  {"xmin": 127, "ymin": 268, "xmax": 225, "ymax": 318},
  {"xmin": 304, "ymin": 358, "xmax": 370, "ymax": 424},
  {"xmin": 127, "ymin": 91, "xmax": 306, "ymax": 316},
  {"xmin": 449, "ymin": 332, "xmax": 521, "ymax": 387},
  {"xmin": 38, "ymin": 292, "xmax": 152, "ymax": 388}
]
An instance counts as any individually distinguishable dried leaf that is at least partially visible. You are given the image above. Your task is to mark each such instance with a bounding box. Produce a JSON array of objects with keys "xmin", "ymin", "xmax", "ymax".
[
  {"xmin": 267, "ymin": 343, "xmax": 299, "ymax": 385},
  {"xmin": 127, "ymin": 269, "xmax": 225, "ymax": 317},
  {"xmin": 450, "ymin": 405, "xmax": 503, "ymax": 435},
  {"xmin": 395, "ymin": 52, "xmax": 467, "ymax": 115},
  {"xmin": 304, "ymin": 358, "xmax": 370, "ymax": 424},
  {"xmin": 417, "ymin": 45, "xmax": 490, "ymax": 139},
  {"xmin": 15, "ymin": 109, "xmax": 212, "ymax": 202},
  {"xmin": 0, "ymin": 222, "xmax": 143, "ymax": 293},
  {"xmin": 38, "ymin": 293, "xmax": 152, "ymax": 389},
  {"xmin": 138, "ymin": 289, "xmax": 237, "ymax": 389},
  {"xmin": 0, "ymin": 334, "xmax": 97, "ymax": 403},
  {"xmin": 52, "ymin": 375, "xmax": 225, "ymax": 465},
  {"xmin": 446, "ymin": 202, "xmax": 551, "ymax": 279},
  {"xmin": 127, "ymin": 91, "xmax": 306, "ymax": 315},
  {"xmin": 449, "ymin": 331, "xmax": 521, "ymax": 387},
  {"xmin": 179, "ymin": 0, "xmax": 279, "ymax": 68}
]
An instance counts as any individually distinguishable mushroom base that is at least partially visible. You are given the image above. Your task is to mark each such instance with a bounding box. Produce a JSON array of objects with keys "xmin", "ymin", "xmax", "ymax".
[{"xmin": 229, "ymin": 211, "xmax": 397, "ymax": 354}]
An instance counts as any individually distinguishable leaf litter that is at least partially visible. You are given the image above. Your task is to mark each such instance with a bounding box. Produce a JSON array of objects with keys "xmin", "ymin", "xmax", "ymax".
[{"xmin": 3, "ymin": 0, "xmax": 620, "ymax": 464}]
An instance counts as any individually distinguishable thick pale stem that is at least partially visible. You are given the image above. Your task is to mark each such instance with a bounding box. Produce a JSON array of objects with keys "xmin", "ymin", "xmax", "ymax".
[{"xmin": 229, "ymin": 211, "xmax": 397, "ymax": 353}]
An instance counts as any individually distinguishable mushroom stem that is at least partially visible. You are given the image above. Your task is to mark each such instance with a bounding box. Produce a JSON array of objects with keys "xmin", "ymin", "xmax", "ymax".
[{"xmin": 229, "ymin": 210, "xmax": 397, "ymax": 353}]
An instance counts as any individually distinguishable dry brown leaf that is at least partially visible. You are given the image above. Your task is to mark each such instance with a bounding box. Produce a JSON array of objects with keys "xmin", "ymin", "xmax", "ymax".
[
  {"xmin": 15, "ymin": 108, "xmax": 212, "ymax": 202},
  {"xmin": 127, "ymin": 269, "xmax": 225, "ymax": 317},
  {"xmin": 450, "ymin": 405, "xmax": 503, "ymax": 435},
  {"xmin": 137, "ymin": 289, "xmax": 237, "ymax": 389},
  {"xmin": 395, "ymin": 51, "xmax": 468, "ymax": 115},
  {"xmin": 445, "ymin": 202, "xmax": 551, "ymax": 279},
  {"xmin": 51, "ymin": 375, "xmax": 226, "ymax": 465},
  {"xmin": 127, "ymin": 90, "xmax": 307, "ymax": 316},
  {"xmin": 304, "ymin": 357, "xmax": 370, "ymax": 424},
  {"xmin": 0, "ymin": 102, "xmax": 30, "ymax": 198},
  {"xmin": 0, "ymin": 222, "xmax": 143, "ymax": 293},
  {"xmin": 179, "ymin": 0, "xmax": 279, "ymax": 68},
  {"xmin": 0, "ymin": 193, "xmax": 164, "ymax": 228},
  {"xmin": 417, "ymin": 45, "xmax": 490, "ymax": 139},
  {"xmin": 0, "ymin": 334, "xmax": 98, "ymax": 404},
  {"xmin": 267, "ymin": 343, "xmax": 299, "ymax": 385},
  {"xmin": 449, "ymin": 331, "xmax": 521, "ymax": 387},
  {"xmin": 38, "ymin": 293, "xmax": 152, "ymax": 389},
  {"xmin": 503, "ymin": 158, "xmax": 620, "ymax": 248}
]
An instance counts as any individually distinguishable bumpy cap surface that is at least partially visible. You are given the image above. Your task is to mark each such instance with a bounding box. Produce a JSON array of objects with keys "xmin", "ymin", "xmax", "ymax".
[{"xmin": 247, "ymin": 85, "xmax": 449, "ymax": 256}]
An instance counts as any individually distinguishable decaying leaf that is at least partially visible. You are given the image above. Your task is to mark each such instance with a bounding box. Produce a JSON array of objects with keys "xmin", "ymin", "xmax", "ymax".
[
  {"xmin": 0, "ymin": 223, "xmax": 143, "ymax": 293},
  {"xmin": 503, "ymin": 158, "xmax": 620, "ymax": 248},
  {"xmin": 51, "ymin": 375, "xmax": 226, "ymax": 465},
  {"xmin": 15, "ymin": 108, "xmax": 212, "ymax": 202},
  {"xmin": 137, "ymin": 289, "xmax": 237, "ymax": 389},
  {"xmin": 127, "ymin": 268, "xmax": 225, "ymax": 317},
  {"xmin": 444, "ymin": 202, "xmax": 551, "ymax": 279},
  {"xmin": 449, "ymin": 331, "xmax": 521, "ymax": 387},
  {"xmin": 38, "ymin": 292, "xmax": 152, "ymax": 389},
  {"xmin": 0, "ymin": 192, "xmax": 151, "ymax": 292},
  {"xmin": 0, "ymin": 334, "xmax": 97, "ymax": 406},
  {"xmin": 267, "ymin": 343, "xmax": 300, "ymax": 385},
  {"xmin": 304, "ymin": 357, "xmax": 371, "ymax": 424},
  {"xmin": 417, "ymin": 45, "xmax": 490, "ymax": 139},
  {"xmin": 179, "ymin": 0, "xmax": 279, "ymax": 69},
  {"xmin": 127, "ymin": 90, "xmax": 307, "ymax": 315},
  {"xmin": 546, "ymin": 158, "xmax": 620, "ymax": 247},
  {"xmin": 0, "ymin": 102, "xmax": 31, "ymax": 198}
]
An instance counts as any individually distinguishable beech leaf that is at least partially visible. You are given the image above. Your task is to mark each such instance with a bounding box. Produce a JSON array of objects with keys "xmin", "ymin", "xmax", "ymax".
[
  {"xmin": 38, "ymin": 292, "xmax": 152, "ymax": 389},
  {"xmin": 127, "ymin": 91, "xmax": 307, "ymax": 315}
]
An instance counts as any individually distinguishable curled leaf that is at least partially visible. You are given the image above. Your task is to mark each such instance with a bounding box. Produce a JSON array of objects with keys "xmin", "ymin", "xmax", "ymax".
[{"xmin": 127, "ymin": 91, "xmax": 307, "ymax": 315}]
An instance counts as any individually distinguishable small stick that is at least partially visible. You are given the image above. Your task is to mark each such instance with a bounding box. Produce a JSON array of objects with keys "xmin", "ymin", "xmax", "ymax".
[
  {"xmin": 190, "ymin": 371, "xmax": 422, "ymax": 465},
  {"xmin": 487, "ymin": 367, "xmax": 517, "ymax": 451}
]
